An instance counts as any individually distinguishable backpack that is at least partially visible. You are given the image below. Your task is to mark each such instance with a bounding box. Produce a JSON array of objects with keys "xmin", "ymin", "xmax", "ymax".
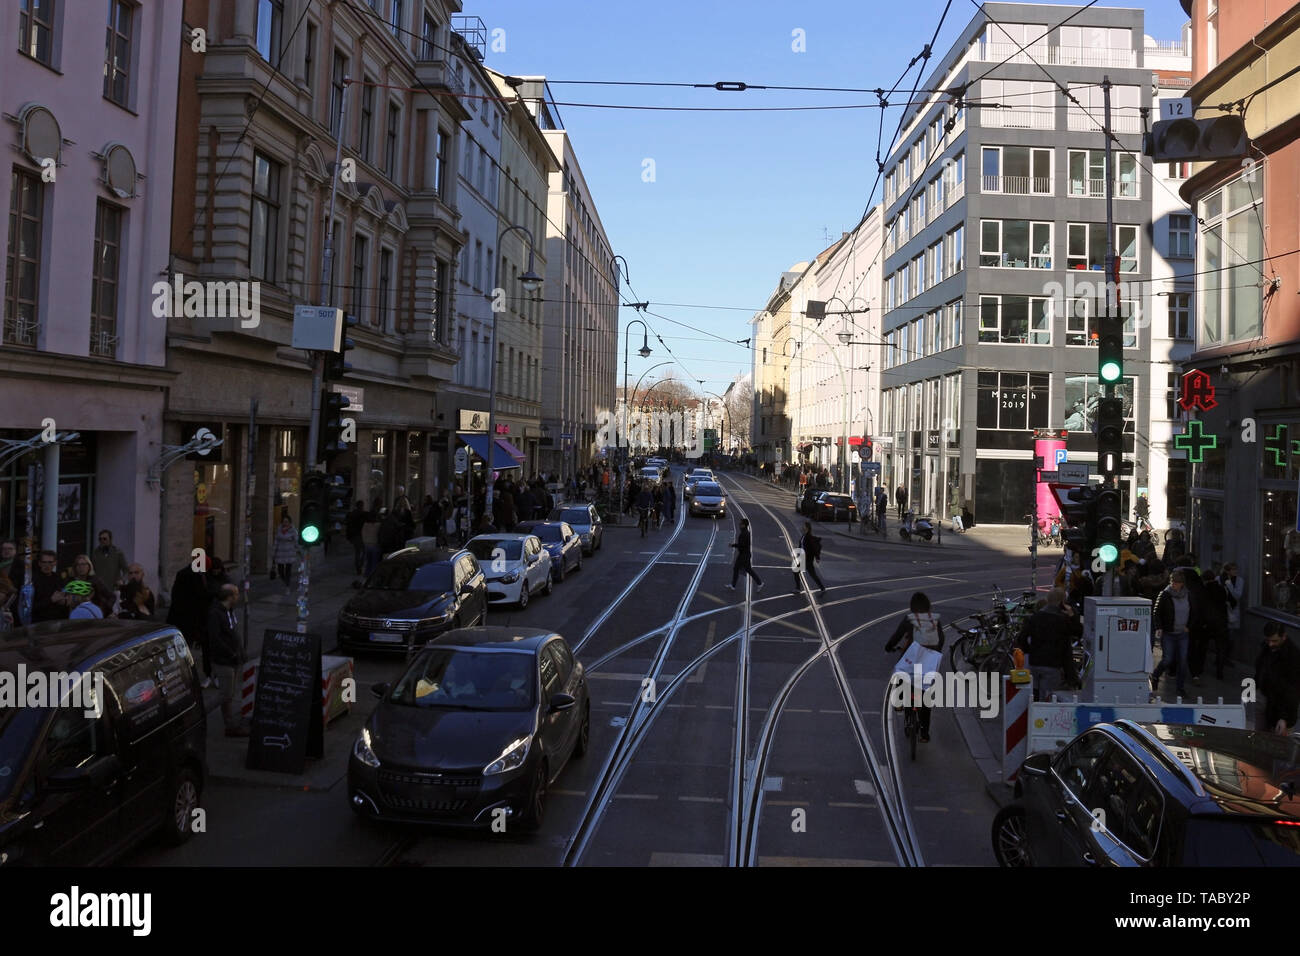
[{"xmin": 910, "ymin": 612, "xmax": 941, "ymax": 648}]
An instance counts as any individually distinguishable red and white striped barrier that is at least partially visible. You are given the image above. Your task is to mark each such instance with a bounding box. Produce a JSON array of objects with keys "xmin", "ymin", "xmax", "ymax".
[{"xmin": 1001, "ymin": 674, "xmax": 1032, "ymax": 782}]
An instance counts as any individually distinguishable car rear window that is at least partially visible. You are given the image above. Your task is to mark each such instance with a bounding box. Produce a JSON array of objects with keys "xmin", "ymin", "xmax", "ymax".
[
  {"xmin": 561, "ymin": 509, "xmax": 590, "ymax": 524},
  {"xmin": 532, "ymin": 525, "xmax": 563, "ymax": 543},
  {"xmin": 468, "ymin": 540, "xmax": 522, "ymax": 562},
  {"xmin": 1183, "ymin": 818, "xmax": 1300, "ymax": 866},
  {"xmin": 697, "ymin": 483, "xmax": 722, "ymax": 494},
  {"xmin": 367, "ymin": 560, "xmax": 454, "ymax": 592}
]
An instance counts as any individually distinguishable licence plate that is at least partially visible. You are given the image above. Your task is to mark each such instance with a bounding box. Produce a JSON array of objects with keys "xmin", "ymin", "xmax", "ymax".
[{"xmin": 370, "ymin": 631, "xmax": 404, "ymax": 643}]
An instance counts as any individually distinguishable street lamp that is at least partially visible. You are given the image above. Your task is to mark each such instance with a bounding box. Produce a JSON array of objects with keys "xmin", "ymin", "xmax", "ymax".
[
  {"xmin": 486, "ymin": 224, "xmax": 543, "ymax": 524},
  {"xmin": 781, "ymin": 338, "xmax": 800, "ymax": 465},
  {"xmin": 619, "ymin": 318, "xmax": 652, "ymax": 517},
  {"xmin": 702, "ymin": 389, "xmax": 732, "ymax": 458}
]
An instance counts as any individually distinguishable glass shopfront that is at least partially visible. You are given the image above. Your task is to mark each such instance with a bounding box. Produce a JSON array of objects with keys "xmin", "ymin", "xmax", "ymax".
[
  {"xmin": 273, "ymin": 428, "xmax": 302, "ymax": 530},
  {"xmin": 192, "ymin": 460, "xmax": 235, "ymax": 563},
  {"xmin": 1261, "ymin": 419, "xmax": 1300, "ymax": 615},
  {"xmin": 0, "ymin": 431, "xmax": 96, "ymax": 567}
]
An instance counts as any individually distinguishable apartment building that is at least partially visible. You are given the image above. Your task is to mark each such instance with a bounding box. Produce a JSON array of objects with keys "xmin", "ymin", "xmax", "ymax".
[
  {"xmin": 750, "ymin": 264, "xmax": 807, "ymax": 464},
  {"xmin": 878, "ymin": 2, "xmax": 1160, "ymax": 525},
  {"xmin": 165, "ymin": 0, "xmax": 469, "ymax": 578},
  {"xmin": 1, "ymin": 0, "xmax": 184, "ymax": 584}
]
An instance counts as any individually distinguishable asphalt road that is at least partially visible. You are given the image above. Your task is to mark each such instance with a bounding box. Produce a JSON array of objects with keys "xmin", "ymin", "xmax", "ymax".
[{"xmin": 126, "ymin": 468, "xmax": 1033, "ymax": 867}]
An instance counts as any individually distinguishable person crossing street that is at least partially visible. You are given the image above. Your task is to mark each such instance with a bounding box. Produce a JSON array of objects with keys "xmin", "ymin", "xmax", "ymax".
[
  {"xmin": 794, "ymin": 520, "xmax": 825, "ymax": 594},
  {"xmin": 726, "ymin": 517, "xmax": 763, "ymax": 592}
]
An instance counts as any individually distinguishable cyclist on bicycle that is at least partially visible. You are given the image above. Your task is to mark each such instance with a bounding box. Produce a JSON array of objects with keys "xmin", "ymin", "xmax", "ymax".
[
  {"xmin": 885, "ymin": 592, "xmax": 946, "ymax": 742},
  {"xmin": 652, "ymin": 483, "xmax": 664, "ymax": 527},
  {"xmin": 636, "ymin": 485, "xmax": 654, "ymax": 530}
]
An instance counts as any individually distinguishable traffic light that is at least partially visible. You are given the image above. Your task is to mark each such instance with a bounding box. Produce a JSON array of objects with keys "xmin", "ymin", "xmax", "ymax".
[
  {"xmin": 1057, "ymin": 485, "xmax": 1098, "ymax": 556},
  {"xmin": 325, "ymin": 473, "xmax": 352, "ymax": 536},
  {"xmin": 1096, "ymin": 395, "xmax": 1125, "ymax": 476},
  {"xmin": 1095, "ymin": 483, "xmax": 1122, "ymax": 566},
  {"xmin": 324, "ymin": 314, "xmax": 357, "ymax": 381},
  {"xmin": 1144, "ymin": 115, "xmax": 1248, "ymax": 162},
  {"xmin": 317, "ymin": 390, "xmax": 350, "ymax": 466},
  {"xmin": 1097, "ymin": 314, "xmax": 1123, "ymax": 386},
  {"xmin": 299, "ymin": 471, "xmax": 328, "ymax": 546}
]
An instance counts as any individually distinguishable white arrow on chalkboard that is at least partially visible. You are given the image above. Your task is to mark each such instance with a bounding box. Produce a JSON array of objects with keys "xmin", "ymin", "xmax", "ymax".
[{"xmin": 263, "ymin": 734, "xmax": 292, "ymax": 750}]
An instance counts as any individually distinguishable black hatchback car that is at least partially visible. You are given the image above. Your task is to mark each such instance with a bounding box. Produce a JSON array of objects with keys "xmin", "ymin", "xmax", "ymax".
[
  {"xmin": 994, "ymin": 720, "xmax": 1300, "ymax": 866},
  {"xmin": 337, "ymin": 546, "xmax": 488, "ymax": 653},
  {"xmin": 0, "ymin": 620, "xmax": 207, "ymax": 866},
  {"xmin": 348, "ymin": 627, "xmax": 589, "ymax": 830}
]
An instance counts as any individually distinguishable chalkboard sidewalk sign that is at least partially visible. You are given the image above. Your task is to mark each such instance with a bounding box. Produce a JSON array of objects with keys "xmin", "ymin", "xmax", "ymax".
[{"xmin": 246, "ymin": 629, "xmax": 324, "ymax": 774}]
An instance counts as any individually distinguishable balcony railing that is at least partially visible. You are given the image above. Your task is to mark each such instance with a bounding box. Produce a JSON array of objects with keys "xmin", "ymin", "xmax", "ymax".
[
  {"xmin": 976, "ymin": 41, "xmax": 1050, "ymax": 65},
  {"xmin": 972, "ymin": 41, "xmax": 1137, "ymax": 69},
  {"xmin": 1068, "ymin": 111, "xmax": 1141, "ymax": 133},
  {"xmin": 414, "ymin": 56, "xmax": 464, "ymax": 95},
  {"xmin": 89, "ymin": 319, "xmax": 118, "ymax": 358},
  {"xmin": 982, "ymin": 107, "xmax": 1054, "ymax": 130},
  {"xmin": 1068, "ymin": 178, "xmax": 1140, "ymax": 199},
  {"xmin": 948, "ymin": 179, "xmax": 965, "ymax": 205},
  {"xmin": 981, "ymin": 174, "xmax": 1051, "ymax": 195},
  {"xmin": 3, "ymin": 315, "xmax": 38, "ymax": 347}
]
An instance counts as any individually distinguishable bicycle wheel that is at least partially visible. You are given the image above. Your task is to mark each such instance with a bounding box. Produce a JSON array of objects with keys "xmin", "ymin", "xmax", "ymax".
[
  {"xmin": 980, "ymin": 647, "xmax": 1016, "ymax": 676},
  {"xmin": 948, "ymin": 634, "xmax": 972, "ymax": 672}
]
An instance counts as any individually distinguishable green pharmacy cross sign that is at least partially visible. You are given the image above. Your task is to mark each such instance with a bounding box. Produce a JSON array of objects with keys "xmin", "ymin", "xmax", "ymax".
[
  {"xmin": 1264, "ymin": 424, "xmax": 1300, "ymax": 467},
  {"xmin": 1174, "ymin": 420, "xmax": 1218, "ymax": 463}
]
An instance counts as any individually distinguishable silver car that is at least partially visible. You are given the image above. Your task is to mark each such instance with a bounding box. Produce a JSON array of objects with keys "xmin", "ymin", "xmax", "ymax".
[
  {"xmin": 550, "ymin": 503, "xmax": 603, "ymax": 554},
  {"xmin": 689, "ymin": 481, "xmax": 726, "ymax": 518}
]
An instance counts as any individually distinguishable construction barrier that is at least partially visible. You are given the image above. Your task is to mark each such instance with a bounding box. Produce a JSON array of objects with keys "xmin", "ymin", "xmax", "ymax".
[
  {"xmin": 1028, "ymin": 699, "xmax": 1247, "ymax": 754},
  {"xmin": 241, "ymin": 654, "xmax": 355, "ymax": 726},
  {"xmin": 1001, "ymin": 674, "xmax": 1032, "ymax": 782}
]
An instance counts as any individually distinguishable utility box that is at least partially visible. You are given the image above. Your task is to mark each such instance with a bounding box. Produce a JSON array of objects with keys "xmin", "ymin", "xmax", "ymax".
[{"xmin": 1082, "ymin": 596, "xmax": 1153, "ymax": 704}]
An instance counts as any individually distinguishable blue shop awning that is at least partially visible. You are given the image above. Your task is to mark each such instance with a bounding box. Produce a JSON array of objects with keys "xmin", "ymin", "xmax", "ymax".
[{"xmin": 458, "ymin": 433, "xmax": 523, "ymax": 470}]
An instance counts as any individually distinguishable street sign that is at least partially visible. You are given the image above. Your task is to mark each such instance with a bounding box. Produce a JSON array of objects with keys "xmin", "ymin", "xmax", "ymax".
[
  {"xmin": 864, "ymin": 462, "xmax": 882, "ymax": 474},
  {"xmin": 1054, "ymin": 448, "xmax": 1068, "ymax": 466},
  {"xmin": 1038, "ymin": 470, "xmax": 1059, "ymax": 483},
  {"xmin": 454, "ymin": 447, "xmax": 468, "ymax": 474},
  {"xmin": 1159, "ymin": 96, "xmax": 1193, "ymax": 121},
  {"xmin": 560, "ymin": 432, "xmax": 573, "ymax": 440},
  {"xmin": 291, "ymin": 305, "xmax": 343, "ymax": 351},
  {"xmin": 1057, "ymin": 462, "xmax": 1090, "ymax": 485}
]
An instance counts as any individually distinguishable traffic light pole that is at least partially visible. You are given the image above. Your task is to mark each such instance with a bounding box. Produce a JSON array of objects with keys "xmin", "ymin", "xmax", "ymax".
[
  {"xmin": 1102, "ymin": 77, "xmax": 1116, "ymax": 599},
  {"xmin": 294, "ymin": 78, "xmax": 349, "ymax": 634}
]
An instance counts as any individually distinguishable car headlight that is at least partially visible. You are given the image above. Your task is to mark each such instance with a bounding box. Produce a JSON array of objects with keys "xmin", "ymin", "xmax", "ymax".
[
  {"xmin": 484, "ymin": 735, "xmax": 531, "ymax": 775},
  {"xmin": 354, "ymin": 727, "xmax": 380, "ymax": 768},
  {"xmin": 500, "ymin": 571, "xmax": 520, "ymax": 584}
]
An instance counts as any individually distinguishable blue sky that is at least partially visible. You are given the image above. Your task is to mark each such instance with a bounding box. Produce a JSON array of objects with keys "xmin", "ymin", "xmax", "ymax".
[{"xmin": 477, "ymin": 1, "xmax": 1193, "ymax": 393}]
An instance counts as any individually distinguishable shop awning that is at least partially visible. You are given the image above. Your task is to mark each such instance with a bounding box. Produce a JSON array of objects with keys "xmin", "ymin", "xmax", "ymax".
[
  {"xmin": 457, "ymin": 433, "xmax": 523, "ymax": 470},
  {"xmin": 495, "ymin": 437, "xmax": 527, "ymax": 462}
]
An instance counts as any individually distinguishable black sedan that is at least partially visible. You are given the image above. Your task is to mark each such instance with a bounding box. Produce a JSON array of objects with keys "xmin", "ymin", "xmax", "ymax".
[
  {"xmin": 336, "ymin": 546, "xmax": 488, "ymax": 653},
  {"xmin": 348, "ymin": 627, "xmax": 589, "ymax": 830},
  {"xmin": 812, "ymin": 492, "xmax": 857, "ymax": 522},
  {"xmin": 516, "ymin": 520, "xmax": 584, "ymax": 581}
]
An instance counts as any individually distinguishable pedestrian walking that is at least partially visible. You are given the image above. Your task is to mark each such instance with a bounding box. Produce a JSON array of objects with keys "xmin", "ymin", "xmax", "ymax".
[
  {"xmin": 167, "ymin": 558, "xmax": 213, "ymax": 684},
  {"xmin": 794, "ymin": 521, "xmax": 825, "ymax": 594},
  {"xmin": 207, "ymin": 583, "xmax": 250, "ymax": 737},
  {"xmin": 31, "ymin": 551, "xmax": 67, "ymax": 622},
  {"xmin": 91, "ymin": 529, "xmax": 130, "ymax": 588},
  {"xmin": 361, "ymin": 507, "xmax": 383, "ymax": 576},
  {"xmin": 272, "ymin": 515, "xmax": 299, "ymax": 590},
  {"xmin": 1015, "ymin": 588, "xmax": 1082, "ymax": 701},
  {"xmin": 1255, "ymin": 622, "xmax": 1300, "ymax": 734},
  {"xmin": 725, "ymin": 517, "xmax": 764, "ymax": 591},
  {"xmin": 662, "ymin": 479, "xmax": 676, "ymax": 523},
  {"xmin": 1222, "ymin": 562, "xmax": 1244, "ymax": 654},
  {"xmin": 1199, "ymin": 569, "xmax": 1231, "ymax": 681},
  {"xmin": 896, "ymin": 485, "xmax": 908, "ymax": 520},
  {"xmin": 1150, "ymin": 570, "xmax": 1192, "ymax": 698}
]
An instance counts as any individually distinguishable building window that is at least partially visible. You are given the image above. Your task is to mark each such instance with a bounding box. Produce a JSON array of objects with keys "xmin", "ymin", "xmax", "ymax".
[
  {"xmin": 1168, "ymin": 292, "xmax": 1192, "ymax": 339},
  {"xmin": 978, "ymin": 295, "xmax": 1052, "ymax": 345},
  {"xmin": 1069, "ymin": 149, "xmax": 1139, "ymax": 198},
  {"xmin": 434, "ymin": 127, "xmax": 449, "ymax": 197},
  {"xmin": 980, "ymin": 145, "xmax": 1051, "ymax": 195},
  {"xmin": 19, "ymin": 0, "xmax": 56, "ymax": 65},
  {"xmin": 979, "ymin": 220, "xmax": 1052, "ymax": 269},
  {"xmin": 4, "ymin": 168, "xmax": 44, "ymax": 347},
  {"xmin": 1165, "ymin": 371, "xmax": 1182, "ymax": 421},
  {"xmin": 1068, "ymin": 222, "xmax": 1138, "ymax": 272},
  {"xmin": 434, "ymin": 259, "xmax": 449, "ymax": 343},
  {"xmin": 388, "ymin": 0, "xmax": 403, "ymax": 39},
  {"xmin": 304, "ymin": 22, "xmax": 315, "ymax": 90},
  {"xmin": 420, "ymin": 11, "xmax": 437, "ymax": 59},
  {"xmin": 255, "ymin": 0, "xmax": 282, "ymax": 68},
  {"xmin": 385, "ymin": 103, "xmax": 400, "ymax": 178},
  {"xmin": 330, "ymin": 51, "xmax": 347, "ymax": 137},
  {"xmin": 103, "ymin": 0, "xmax": 134, "ymax": 106},
  {"xmin": 249, "ymin": 152, "xmax": 281, "ymax": 283},
  {"xmin": 1063, "ymin": 374, "xmax": 1135, "ymax": 433},
  {"xmin": 378, "ymin": 248, "xmax": 392, "ymax": 331},
  {"xmin": 1169, "ymin": 213, "xmax": 1194, "ymax": 258},
  {"xmin": 351, "ymin": 235, "xmax": 368, "ymax": 321},
  {"xmin": 1199, "ymin": 168, "xmax": 1264, "ymax": 347},
  {"xmin": 944, "ymin": 223, "xmax": 964, "ymax": 274},
  {"xmin": 976, "ymin": 372, "xmax": 1050, "ymax": 430},
  {"xmin": 945, "ymin": 299, "xmax": 963, "ymax": 349},
  {"xmin": 981, "ymin": 80, "xmax": 1055, "ymax": 129},
  {"xmin": 1167, "ymin": 161, "xmax": 1189, "ymax": 180},
  {"xmin": 359, "ymin": 79, "xmax": 375, "ymax": 163},
  {"xmin": 89, "ymin": 200, "xmax": 121, "ymax": 357}
]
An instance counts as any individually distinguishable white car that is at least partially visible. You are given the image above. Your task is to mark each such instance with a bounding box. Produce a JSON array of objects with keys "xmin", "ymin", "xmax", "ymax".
[
  {"xmin": 639, "ymin": 466, "xmax": 662, "ymax": 486},
  {"xmin": 683, "ymin": 470, "xmax": 714, "ymax": 500},
  {"xmin": 466, "ymin": 534, "xmax": 553, "ymax": 609},
  {"xmin": 689, "ymin": 481, "xmax": 726, "ymax": 518}
]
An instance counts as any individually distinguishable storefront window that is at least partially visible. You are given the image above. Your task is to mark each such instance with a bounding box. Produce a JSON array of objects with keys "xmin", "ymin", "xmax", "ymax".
[
  {"xmin": 193, "ymin": 462, "xmax": 234, "ymax": 562},
  {"xmin": 1189, "ymin": 438, "xmax": 1225, "ymax": 492},
  {"xmin": 406, "ymin": 431, "xmax": 424, "ymax": 505},
  {"xmin": 946, "ymin": 456, "xmax": 961, "ymax": 516},
  {"xmin": 369, "ymin": 432, "xmax": 388, "ymax": 509},
  {"xmin": 273, "ymin": 428, "xmax": 302, "ymax": 529},
  {"xmin": 1189, "ymin": 496, "xmax": 1224, "ymax": 570},
  {"xmin": 1062, "ymin": 375, "xmax": 1135, "ymax": 433},
  {"xmin": 1261, "ymin": 488, "xmax": 1300, "ymax": 614}
]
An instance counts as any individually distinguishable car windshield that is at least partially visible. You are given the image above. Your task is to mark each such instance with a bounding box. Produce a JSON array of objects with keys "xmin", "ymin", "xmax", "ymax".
[
  {"xmin": 697, "ymin": 483, "xmax": 722, "ymax": 495},
  {"xmin": 0, "ymin": 704, "xmax": 44, "ymax": 801},
  {"xmin": 532, "ymin": 525, "xmax": 564, "ymax": 543},
  {"xmin": 365, "ymin": 560, "xmax": 454, "ymax": 592},
  {"xmin": 467, "ymin": 539, "xmax": 522, "ymax": 562},
  {"xmin": 559, "ymin": 509, "xmax": 590, "ymax": 525},
  {"xmin": 389, "ymin": 648, "xmax": 535, "ymax": 711}
]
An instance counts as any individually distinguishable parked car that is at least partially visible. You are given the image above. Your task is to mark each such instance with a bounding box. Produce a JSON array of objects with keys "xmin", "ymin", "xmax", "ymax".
[
  {"xmin": 993, "ymin": 720, "xmax": 1300, "ymax": 867},
  {"xmin": 550, "ymin": 503, "xmax": 603, "ymax": 554},
  {"xmin": 467, "ymin": 534, "xmax": 553, "ymax": 609},
  {"xmin": 812, "ymin": 492, "xmax": 857, "ymax": 522},
  {"xmin": 337, "ymin": 546, "xmax": 487, "ymax": 653},
  {"xmin": 348, "ymin": 627, "xmax": 589, "ymax": 830},
  {"xmin": 515, "ymin": 521, "xmax": 583, "ymax": 581},
  {"xmin": 0, "ymin": 620, "xmax": 207, "ymax": 865},
  {"xmin": 688, "ymin": 481, "xmax": 727, "ymax": 518},
  {"xmin": 639, "ymin": 466, "xmax": 662, "ymax": 488},
  {"xmin": 683, "ymin": 472, "xmax": 714, "ymax": 501}
]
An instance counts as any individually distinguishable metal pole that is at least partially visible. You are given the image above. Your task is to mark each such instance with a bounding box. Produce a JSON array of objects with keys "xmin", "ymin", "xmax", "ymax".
[
  {"xmin": 18, "ymin": 462, "xmax": 35, "ymax": 625},
  {"xmin": 41, "ymin": 442, "xmax": 58, "ymax": 553},
  {"xmin": 1031, "ymin": 461, "xmax": 1039, "ymax": 594},
  {"xmin": 621, "ymin": 326, "xmax": 629, "ymax": 518},
  {"xmin": 297, "ymin": 77, "xmax": 348, "ymax": 633},
  {"xmin": 242, "ymin": 399, "xmax": 258, "ymax": 655},
  {"xmin": 1102, "ymin": 75, "xmax": 1115, "ymax": 599}
]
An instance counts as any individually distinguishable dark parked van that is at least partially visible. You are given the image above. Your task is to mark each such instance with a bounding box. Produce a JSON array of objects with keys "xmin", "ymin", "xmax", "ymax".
[{"xmin": 0, "ymin": 620, "xmax": 208, "ymax": 865}]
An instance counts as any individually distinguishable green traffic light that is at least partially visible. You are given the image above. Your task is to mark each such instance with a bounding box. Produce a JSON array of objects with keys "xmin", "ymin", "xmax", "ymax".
[
  {"xmin": 300, "ymin": 525, "xmax": 321, "ymax": 545},
  {"xmin": 1098, "ymin": 542, "xmax": 1118, "ymax": 564},
  {"xmin": 1100, "ymin": 361, "xmax": 1121, "ymax": 382}
]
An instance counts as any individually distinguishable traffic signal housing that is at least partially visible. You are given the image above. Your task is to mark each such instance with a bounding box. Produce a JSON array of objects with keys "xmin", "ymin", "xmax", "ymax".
[
  {"xmin": 324, "ymin": 313, "xmax": 357, "ymax": 381},
  {"xmin": 1095, "ymin": 483, "xmax": 1123, "ymax": 566},
  {"xmin": 299, "ymin": 471, "xmax": 328, "ymax": 546},
  {"xmin": 1097, "ymin": 315, "xmax": 1123, "ymax": 386},
  {"xmin": 1056, "ymin": 484, "xmax": 1099, "ymax": 559},
  {"xmin": 1144, "ymin": 115, "xmax": 1248, "ymax": 162},
  {"xmin": 325, "ymin": 473, "xmax": 352, "ymax": 536},
  {"xmin": 317, "ymin": 390, "xmax": 350, "ymax": 466},
  {"xmin": 1096, "ymin": 395, "xmax": 1125, "ymax": 476}
]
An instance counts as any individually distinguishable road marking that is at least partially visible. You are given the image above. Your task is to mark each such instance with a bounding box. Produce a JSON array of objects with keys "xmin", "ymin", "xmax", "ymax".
[
  {"xmin": 758, "ymin": 856, "xmax": 895, "ymax": 867},
  {"xmin": 704, "ymin": 704, "xmax": 731, "ymax": 710},
  {"xmin": 763, "ymin": 776, "xmax": 783, "ymax": 792},
  {"xmin": 616, "ymin": 793, "xmax": 659, "ymax": 801},
  {"xmin": 764, "ymin": 799, "xmax": 804, "ymax": 806},
  {"xmin": 828, "ymin": 801, "xmax": 876, "ymax": 809},
  {"xmin": 854, "ymin": 779, "xmax": 876, "ymax": 796},
  {"xmin": 818, "ymin": 709, "xmax": 846, "ymax": 715},
  {"xmin": 914, "ymin": 805, "xmax": 951, "ymax": 812},
  {"xmin": 551, "ymin": 789, "xmax": 587, "ymax": 797},
  {"xmin": 688, "ymin": 620, "xmax": 716, "ymax": 684},
  {"xmin": 678, "ymin": 795, "xmax": 726, "ymax": 803},
  {"xmin": 784, "ymin": 707, "xmax": 813, "ymax": 713},
  {"xmin": 649, "ymin": 852, "xmax": 726, "ymax": 866}
]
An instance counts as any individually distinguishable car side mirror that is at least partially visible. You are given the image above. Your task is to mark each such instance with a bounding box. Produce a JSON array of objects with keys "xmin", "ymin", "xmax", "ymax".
[
  {"xmin": 1021, "ymin": 751, "xmax": 1051, "ymax": 777},
  {"xmin": 549, "ymin": 692, "xmax": 577, "ymax": 713},
  {"xmin": 371, "ymin": 682, "xmax": 390, "ymax": 700}
]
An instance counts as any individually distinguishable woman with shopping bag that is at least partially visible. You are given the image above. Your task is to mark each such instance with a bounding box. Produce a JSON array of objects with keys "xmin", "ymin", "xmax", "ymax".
[{"xmin": 884, "ymin": 592, "xmax": 946, "ymax": 743}]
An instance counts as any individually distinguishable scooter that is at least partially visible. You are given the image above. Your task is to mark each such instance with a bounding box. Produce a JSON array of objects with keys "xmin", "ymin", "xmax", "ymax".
[{"xmin": 899, "ymin": 510, "xmax": 934, "ymax": 542}]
